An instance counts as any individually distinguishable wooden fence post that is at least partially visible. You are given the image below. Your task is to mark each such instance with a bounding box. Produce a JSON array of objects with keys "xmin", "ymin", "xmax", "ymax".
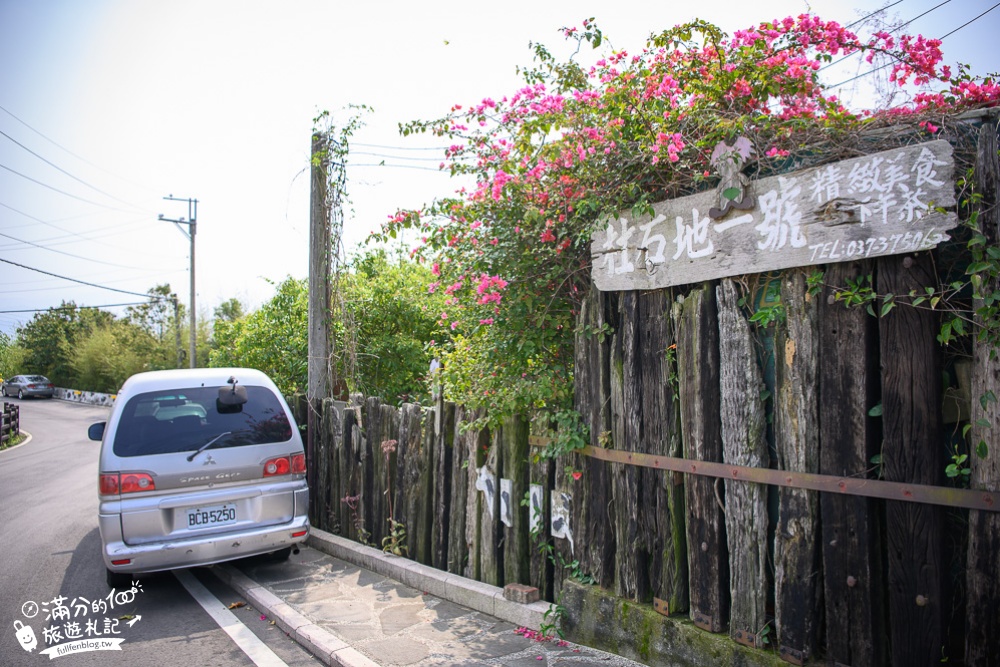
[
  {"xmin": 568, "ymin": 286, "xmax": 616, "ymax": 591},
  {"xmin": 501, "ymin": 414, "xmax": 531, "ymax": 586},
  {"xmin": 610, "ymin": 290, "xmax": 648, "ymax": 600},
  {"xmin": 819, "ymin": 260, "xmax": 885, "ymax": 667},
  {"xmin": 774, "ymin": 270, "xmax": 822, "ymax": 663},
  {"xmin": 480, "ymin": 431, "xmax": 502, "ymax": 586},
  {"xmin": 966, "ymin": 121, "xmax": 1000, "ymax": 667},
  {"xmin": 673, "ymin": 282, "xmax": 729, "ymax": 633},
  {"xmin": 433, "ymin": 400, "xmax": 457, "ymax": 571},
  {"xmin": 716, "ymin": 278, "xmax": 769, "ymax": 642},
  {"xmin": 878, "ymin": 252, "xmax": 946, "ymax": 667},
  {"xmin": 639, "ymin": 288, "xmax": 688, "ymax": 613}
]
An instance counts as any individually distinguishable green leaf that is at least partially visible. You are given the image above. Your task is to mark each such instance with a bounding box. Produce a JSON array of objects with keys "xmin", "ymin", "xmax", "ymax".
[
  {"xmin": 977, "ymin": 441, "xmax": 989, "ymax": 459},
  {"xmin": 975, "ymin": 418, "xmax": 992, "ymax": 429},
  {"xmin": 868, "ymin": 403, "xmax": 883, "ymax": 417},
  {"xmin": 722, "ymin": 187, "xmax": 741, "ymax": 201},
  {"xmin": 981, "ymin": 390, "xmax": 998, "ymax": 410}
]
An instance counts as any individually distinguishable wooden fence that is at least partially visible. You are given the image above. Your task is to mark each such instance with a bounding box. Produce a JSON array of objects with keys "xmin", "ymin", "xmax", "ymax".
[
  {"xmin": 1, "ymin": 402, "xmax": 20, "ymax": 448},
  {"xmin": 301, "ymin": 120, "xmax": 1000, "ymax": 667}
]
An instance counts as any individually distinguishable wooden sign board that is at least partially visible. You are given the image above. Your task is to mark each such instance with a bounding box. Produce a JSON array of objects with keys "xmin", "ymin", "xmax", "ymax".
[{"xmin": 591, "ymin": 140, "xmax": 958, "ymax": 291}]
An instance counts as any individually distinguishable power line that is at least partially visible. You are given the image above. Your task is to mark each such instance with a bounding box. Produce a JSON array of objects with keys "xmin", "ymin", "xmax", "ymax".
[
  {"xmin": 0, "ymin": 161, "xmax": 135, "ymax": 211},
  {"xmin": 0, "ymin": 301, "xmax": 161, "ymax": 314},
  {"xmin": 0, "ymin": 230, "xmax": 162, "ymax": 270},
  {"xmin": 349, "ymin": 163, "xmax": 449, "ymax": 172},
  {"xmin": 0, "ymin": 257, "xmax": 166, "ymax": 298},
  {"xmin": 819, "ymin": 0, "xmax": 952, "ymax": 73},
  {"xmin": 0, "ymin": 103, "xmax": 160, "ymax": 199},
  {"xmin": 844, "ymin": 0, "xmax": 907, "ymax": 29},
  {"xmin": 829, "ymin": 1, "xmax": 1000, "ymax": 89},
  {"xmin": 0, "ymin": 127, "xmax": 151, "ymax": 213},
  {"xmin": 353, "ymin": 142, "xmax": 452, "ymax": 151}
]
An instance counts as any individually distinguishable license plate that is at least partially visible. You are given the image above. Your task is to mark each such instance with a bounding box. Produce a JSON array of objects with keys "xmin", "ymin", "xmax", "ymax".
[{"xmin": 186, "ymin": 504, "xmax": 237, "ymax": 529}]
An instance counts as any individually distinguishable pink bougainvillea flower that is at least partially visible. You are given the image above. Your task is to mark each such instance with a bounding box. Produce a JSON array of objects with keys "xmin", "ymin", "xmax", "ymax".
[{"xmin": 572, "ymin": 471, "xmax": 583, "ymax": 481}]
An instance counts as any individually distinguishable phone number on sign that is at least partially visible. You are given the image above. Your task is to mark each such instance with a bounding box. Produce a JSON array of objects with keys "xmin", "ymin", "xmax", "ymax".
[{"xmin": 807, "ymin": 229, "xmax": 945, "ymax": 263}]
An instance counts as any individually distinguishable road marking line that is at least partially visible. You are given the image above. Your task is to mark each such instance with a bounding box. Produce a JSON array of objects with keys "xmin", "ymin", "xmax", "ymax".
[{"xmin": 174, "ymin": 569, "xmax": 289, "ymax": 667}]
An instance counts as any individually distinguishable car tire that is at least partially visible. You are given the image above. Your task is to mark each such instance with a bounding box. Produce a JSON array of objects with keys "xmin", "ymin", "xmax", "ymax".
[
  {"xmin": 17, "ymin": 389, "xmax": 23, "ymax": 400},
  {"xmin": 106, "ymin": 568, "xmax": 133, "ymax": 589},
  {"xmin": 268, "ymin": 547, "xmax": 292, "ymax": 562}
]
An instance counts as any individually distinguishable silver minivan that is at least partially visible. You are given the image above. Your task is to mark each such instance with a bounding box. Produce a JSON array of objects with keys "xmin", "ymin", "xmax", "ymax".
[{"xmin": 88, "ymin": 368, "xmax": 310, "ymax": 587}]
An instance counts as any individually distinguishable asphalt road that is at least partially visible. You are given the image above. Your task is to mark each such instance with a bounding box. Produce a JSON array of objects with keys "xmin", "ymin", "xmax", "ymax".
[{"xmin": 0, "ymin": 397, "xmax": 321, "ymax": 667}]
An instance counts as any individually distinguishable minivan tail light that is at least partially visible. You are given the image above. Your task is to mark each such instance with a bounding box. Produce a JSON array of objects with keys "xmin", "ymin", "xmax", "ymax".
[
  {"xmin": 263, "ymin": 456, "xmax": 290, "ymax": 476},
  {"xmin": 291, "ymin": 453, "xmax": 306, "ymax": 474},
  {"xmin": 101, "ymin": 473, "xmax": 155, "ymax": 495},
  {"xmin": 120, "ymin": 473, "xmax": 156, "ymax": 493},
  {"xmin": 99, "ymin": 474, "xmax": 119, "ymax": 495}
]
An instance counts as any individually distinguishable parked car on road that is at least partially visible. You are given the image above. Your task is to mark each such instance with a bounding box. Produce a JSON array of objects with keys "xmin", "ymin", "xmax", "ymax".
[
  {"xmin": 2, "ymin": 374, "xmax": 55, "ymax": 399},
  {"xmin": 88, "ymin": 367, "xmax": 310, "ymax": 588}
]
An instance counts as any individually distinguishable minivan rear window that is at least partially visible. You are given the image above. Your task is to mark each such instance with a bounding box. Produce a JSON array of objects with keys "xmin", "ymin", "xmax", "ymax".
[{"xmin": 112, "ymin": 385, "xmax": 293, "ymax": 458}]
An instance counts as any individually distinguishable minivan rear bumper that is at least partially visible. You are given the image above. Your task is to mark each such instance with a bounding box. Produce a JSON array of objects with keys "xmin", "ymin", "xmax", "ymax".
[{"xmin": 100, "ymin": 514, "xmax": 310, "ymax": 574}]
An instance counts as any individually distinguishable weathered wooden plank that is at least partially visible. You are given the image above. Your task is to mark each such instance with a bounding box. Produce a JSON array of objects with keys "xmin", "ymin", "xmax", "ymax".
[
  {"xmin": 501, "ymin": 414, "xmax": 531, "ymax": 586},
  {"xmin": 639, "ymin": 288, "xmax": 687, "ymax": 613},
  {"xmin": 568, "ymin": 287, "xmax": 616, "ymax": 589},
  {"xmin": 878, "ymin": 253, "xmax": 946, "ymax": 667},
  {"xmin": 479, "ymin": 432, "xmax": 502, "ymax": 586},
  {"xmin": 774, "ymin": 270, "xmax": 822, "ymax": 661},
  {"xmin": 611, "ymin": 290, "xmax": 648, "ymax": 600},
  {"xmin": 592, "ymin": 140, "xmax": 958, "ymax": 291},
  {"xmin": 433, "ymin": 400, "xmax": 456, "ymax": 571},
  {"xmin": 312, "ymin": 398, "xmax": 330, "ymax": 530},
  {"xmin": 446, "ymin": 404, "xmax": 470, "ymax": 576},
  {"xmin": 461, "ymin": 409, "xmax": 489, "ymax": 581},
  {"xmin": 673, "ymin": 282, "xmax": 729, "ymax": 632},
  {"xmin": 339, "ymin": 406, "xmax": 364, "ymax": 543},
  {"xmin": 398, "ymin": 403, "xmax": 425, "ymax": 561},
  {"xmin": 322, "ymin": 398, "xmax": 341, "ymax": 533},
  {"xmin": 819, "ymin": 260, "xmax": 885, "ymax": 667},
  {"xmin": 716, "ymin": 279, "xmax": 769, "ymax": 640},
  {"xmin": 966, "ymin": 122, "xmax": 1000, "ymax": 667},
  {"xmin": 529, "ymin": 453, "xmax": 554, "ymax": 601}
]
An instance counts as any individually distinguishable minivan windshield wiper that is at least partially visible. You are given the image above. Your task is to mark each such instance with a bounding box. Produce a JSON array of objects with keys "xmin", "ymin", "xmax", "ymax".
[{"xmin": 186, "ymin": 432, "xmax": 232, "ymax": 462}]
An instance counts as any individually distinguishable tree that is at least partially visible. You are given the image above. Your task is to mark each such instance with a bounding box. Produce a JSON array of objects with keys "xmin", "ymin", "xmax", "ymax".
[
  {"xmin": 0, "ymin": 332, "xmax": 26, "ymax": 379},
  {"xmin": 16, "ymin": 303, "xmax": 114, "ymax": 386},
  {"xmin": 210, "ymin": 278, "xmax": 309, "ymax": 395},
  {"xmin": 339, "ymin": 248, "xmax": 447, "ymax": 404},
  {"xmin": 214, "ymin": 298, "xmax": 245, "ymax": 322},
  {"xmin": 70, "ymin": 321, "xmax": 152, "ymax": 393},
  {"xmin": 125, "ymin": 284, "xmax": 182, "ymax": 370}
]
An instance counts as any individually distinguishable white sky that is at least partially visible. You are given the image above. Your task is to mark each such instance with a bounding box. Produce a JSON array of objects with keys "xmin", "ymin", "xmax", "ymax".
[{"xmin": 0, "ymin": 0, "xmax": 996, "ymax": 335}]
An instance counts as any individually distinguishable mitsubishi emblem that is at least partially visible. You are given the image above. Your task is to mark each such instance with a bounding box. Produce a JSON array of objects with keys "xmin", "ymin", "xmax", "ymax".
[{"xmin": 202, "ymin": 454, "xmax": 217, "ymax": 466}]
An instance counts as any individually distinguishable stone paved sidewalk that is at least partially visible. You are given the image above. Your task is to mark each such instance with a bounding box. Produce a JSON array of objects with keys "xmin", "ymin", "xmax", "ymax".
[{"xmin": 214, "ymin": 542, "xmax": 646, "ymax": 667}]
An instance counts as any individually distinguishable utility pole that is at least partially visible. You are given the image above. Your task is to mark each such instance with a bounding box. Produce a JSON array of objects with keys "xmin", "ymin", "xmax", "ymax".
[
  {"xmin": 307, "ymin": 133, "xmax": 334, "ymax": 504},
  {"xmin": 159, "ymin": 196, "xmax": 198, "ymax": 368}
]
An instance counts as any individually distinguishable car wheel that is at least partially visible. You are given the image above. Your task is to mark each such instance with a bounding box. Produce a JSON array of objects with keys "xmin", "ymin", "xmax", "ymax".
[
  {"xmin": 17, "ymin": 389, "xmax": 23, "ymax": 400},
  {"xmin": 268, "ymin": 547, "xmax": 292, "ymax": 562},
  {"xmin": 106, "ymin": 568, "xmax": 133, "ymax": 589}
]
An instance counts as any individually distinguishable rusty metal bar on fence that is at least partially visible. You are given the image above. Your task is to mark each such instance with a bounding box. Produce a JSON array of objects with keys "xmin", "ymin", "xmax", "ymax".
[{"xmin": 528, "ymin": 437, "xmax": 998, "ymax": 512}]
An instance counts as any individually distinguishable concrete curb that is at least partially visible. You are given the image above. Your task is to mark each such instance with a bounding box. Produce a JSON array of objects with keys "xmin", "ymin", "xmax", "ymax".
[
  {"xmin": 0, "ymin": 430, "xmax": 32, "ymax": 455},
  {"xmin": 306, "ymin": 528, "xmax": 551, "ymax": 630},
  {"xmin": 213, "ymin": 563, "xmax": 378, "ymax": 667}
]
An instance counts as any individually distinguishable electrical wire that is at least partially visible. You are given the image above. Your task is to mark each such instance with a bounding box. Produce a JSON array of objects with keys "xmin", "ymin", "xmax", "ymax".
[
  {"xmin": 0, "ymin": 161, "xmax": 136, "ymax": 212},
  {"xmin": 0, "ymin": 230, "xmax": 170, "ymax": 270},
  {"xmin": 819, "ymin": 0, "xmax": 952, "ymax": 73},
  {"xmin": 0, "ymin": 127, "xmax": 151, "ymax": 213},
  {"xmin": 0, "ymin": 103, "xmax": 161, "ymax": 199},
  {"xmin": 0, "ymin": 300, "xmax": 164, "ymax": 314},
  {"xmin": 0, "ymin": 257, "xmax": 169, "ymax": 298},
  {"xmin": 829, "ymin": 1, "xmax": 1000, "ymax": 89}
]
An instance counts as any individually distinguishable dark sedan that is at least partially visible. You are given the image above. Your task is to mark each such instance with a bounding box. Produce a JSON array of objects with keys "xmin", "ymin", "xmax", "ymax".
[{"xmin": 1, "ymin": 374, "xmax": 55, "ymax": 399}]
